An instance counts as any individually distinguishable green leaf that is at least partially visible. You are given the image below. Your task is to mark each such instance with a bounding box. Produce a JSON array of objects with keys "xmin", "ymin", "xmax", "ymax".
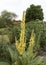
[
  {"xmin": 0, "ymin": 62, "xmax": 10, "ymax": 65},
  {"xmin": 8, "ymin": 47, "xmax": 19, "ymax": 62},
  {"xmin": 30, "ymin": 56, "xmax": 43, "ymax": 65}
]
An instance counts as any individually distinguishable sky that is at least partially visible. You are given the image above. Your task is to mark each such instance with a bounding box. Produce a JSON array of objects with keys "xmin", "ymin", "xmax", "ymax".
[{"xmin": 0, "ymin": 0, "xmax": 46, "ymax": 21}]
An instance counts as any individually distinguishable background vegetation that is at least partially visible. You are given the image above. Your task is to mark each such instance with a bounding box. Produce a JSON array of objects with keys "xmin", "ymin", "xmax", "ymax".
[{"xmin": 0, "ymin": 4, "xmax": 46, "ymax": 65}]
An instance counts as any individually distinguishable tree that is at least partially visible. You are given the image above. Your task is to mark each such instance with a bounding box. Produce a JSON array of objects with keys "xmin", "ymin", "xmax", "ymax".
[
  {"xmin": 25, "ymin": 4, "xmax": 44, "ymax": 22},
  {"xmin": 0, "ymin": 10, "xmax": 17, "ymax": 27},
  {"xmin": 0, "ymin": 17, "xmax": 6, "ymax": 28}
]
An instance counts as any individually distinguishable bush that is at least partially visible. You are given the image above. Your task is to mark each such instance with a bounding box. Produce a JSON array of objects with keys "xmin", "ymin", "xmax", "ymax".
[
  {"xmin": 0, "ymin": 42, "xmax": 11, "ymax": 63},
  {"xmin": 25, "ymin": 4, "xmax": 44, "ymax": 22}
]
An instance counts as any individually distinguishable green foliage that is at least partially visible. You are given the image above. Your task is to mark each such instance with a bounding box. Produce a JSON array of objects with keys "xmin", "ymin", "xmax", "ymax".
[
  {"xmin": 1, "ymin": 10, "xmax": 17, "ymax": 20},
  {"xmin": 0, "ymin": 12, "xmax": 45, "ymax": 65},
  {"xmin": 25, "ymin": 4, "xmax": 44, "ymax": 22},
  {"xmin": 34, "ymin": 32, "xmax": 42, "ymax": 52},
  {"xmin": 8, "ymin": 27, "xmax": 15, "ymax": 44},
  {"xmin": 8, "ymin": 30, "xmax": 43, "ymax": 65},
  {"xmin": 0, "ymin": 62, "xmax": 10, "ymax": 65},
  {"xmin": 7, "ymin": 12, "xmax": 43, "ymax": 65},
  {"xmin": 7, "ymin": 25, "xmax": 20, "ymax": 44},
  {"xmin": 14, "ymin": 21, "xmax": 46, "ymax": 50},
  {"xmin": 40, "ymin": 30, "xmax": 46, "ymax": 50},
  {"xmin": 0, "ymin": 17, "xmax": 6, "ymax": 28},
  {"xmin": 0, "ymin": 20, "xmax": 46, "ymax": 50},
  {"xmin": 8, "ymin": 46, "xmax": 43, "ymax": 65},
  {"xmin": 0, "ymin": 10, "xmax": 17, "ymax": 27},
  {"xmin": 0, "ymin": 42, "xmax": 11, "ymax": 63}
]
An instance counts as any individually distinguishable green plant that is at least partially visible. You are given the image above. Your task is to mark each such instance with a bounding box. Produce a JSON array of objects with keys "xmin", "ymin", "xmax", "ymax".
[{"xmin": 8, "ymin": 12, "xmax": 43, "ymax": 65}]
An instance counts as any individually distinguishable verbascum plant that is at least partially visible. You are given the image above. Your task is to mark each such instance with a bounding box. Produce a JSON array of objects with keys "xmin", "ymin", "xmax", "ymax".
[
  {"xmin": 16, "ymin": 11, "xmax": 26, "ymax": 55},
  {"xmin": 8, "ymin": 12, "xmax": 44, "ymax": 65}
]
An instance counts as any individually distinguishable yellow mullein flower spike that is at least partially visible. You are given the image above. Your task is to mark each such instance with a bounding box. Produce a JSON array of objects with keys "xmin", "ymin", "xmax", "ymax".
[
  {"xmin": 29, "ymin": 29, "xmax": 35, "ymax": 49},
  {"xmin": 20, "ymin": 11, "xmax": 25, "ymax": 43},
  {"xmin": 18, "ymin": 42, "xmax": 25, "ymax": 55},
  {"xmin": 16, "ymin": 11, "xmax": 26, "ymax": 55}
]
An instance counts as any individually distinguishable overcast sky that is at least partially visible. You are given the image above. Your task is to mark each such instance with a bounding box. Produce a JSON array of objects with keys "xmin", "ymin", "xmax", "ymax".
[{"xmin": 0, "ymin": 0, "xmax": 46, "ymax": 21}]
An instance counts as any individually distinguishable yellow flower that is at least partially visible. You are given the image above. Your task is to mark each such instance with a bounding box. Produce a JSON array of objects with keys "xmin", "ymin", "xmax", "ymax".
[
  {"xmin": 29, "ymin": 30, "xmax": 35, "ymax": 49},
  {"xmin": 18, "ymin": 43, "xmax": 25, "ymax": 55},
  {"xmin": 15, "ymin": 12, "xmax": 35, "ymax": 55},
  {"xmin": 16, "ymin": 11, "xmax": 26, "ymax": 55}
]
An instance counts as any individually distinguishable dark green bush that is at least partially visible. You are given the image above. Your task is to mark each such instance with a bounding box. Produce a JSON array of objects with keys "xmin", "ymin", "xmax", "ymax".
[{"xmin": 0, "ymin": 42, "xmax": 11, "ymax": 63}]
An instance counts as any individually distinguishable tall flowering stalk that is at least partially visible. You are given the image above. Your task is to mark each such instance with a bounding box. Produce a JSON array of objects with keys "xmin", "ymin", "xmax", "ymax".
[
  {"xmin": 26, "ymin": 29, "xmax": 35, "ymax": 53},
  {"xmin": 26, "ymin": 30, "xmax": 35, "ymax": 59},
  {"xmin": 29, "ymin": 29, "xmax": 35, "ymax": 48},
  {"xmin": 16, "ymin": 11, "xmax": 26, "ymax": 55}
]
